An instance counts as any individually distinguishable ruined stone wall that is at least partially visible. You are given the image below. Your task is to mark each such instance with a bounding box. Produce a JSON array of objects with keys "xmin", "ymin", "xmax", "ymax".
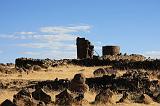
[
  {"xmin": 76, "ymin": 37, "xmax": 94, "ymax": 59},
  {"xmin": 70, "ymin": 58, "xmax": 160, "ymax": 70},
  {"xmin": 15, "ymin": 57, "xmax": 160, "ymax": 70},
  {"xmin": 15, "ymin": 58, "xmax": 68, "ymax": 69},
  {"xmin": 101, "ymin": 54, "xmax": 146, "ymax": 61},
  {"xmin": 15, "ymin": 58, "xmax": 52, "ymax": 68},
  {"xmin": 102, "ymin": 46, "xmax": 120, "ymax": 56}
]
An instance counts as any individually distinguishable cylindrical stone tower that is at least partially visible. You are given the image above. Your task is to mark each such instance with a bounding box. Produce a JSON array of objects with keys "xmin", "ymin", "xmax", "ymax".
[{"xmin": 102, "ymin": 46, "xmax": 120, "ymax": 56}]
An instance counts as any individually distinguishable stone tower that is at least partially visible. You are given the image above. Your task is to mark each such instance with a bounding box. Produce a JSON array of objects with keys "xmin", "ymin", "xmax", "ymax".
[
  {"xmin": 102, "ymin": 46, "xmax": 120, "ymax": 56},
  {"xmin": 76, "ymin": 37, "xmax": 94, "ymax": 59}
]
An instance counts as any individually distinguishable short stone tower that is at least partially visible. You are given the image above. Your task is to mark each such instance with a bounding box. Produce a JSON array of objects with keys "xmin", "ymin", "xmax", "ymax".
[{"xmin": 102, "ymin": 46, "xmax": 120, "ymax": 56}]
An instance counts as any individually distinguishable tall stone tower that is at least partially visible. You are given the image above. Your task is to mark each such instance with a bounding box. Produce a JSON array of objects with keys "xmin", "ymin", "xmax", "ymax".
[{"xmin": 76, "ymin": 37, "xmax": 94, "ymax": 59}]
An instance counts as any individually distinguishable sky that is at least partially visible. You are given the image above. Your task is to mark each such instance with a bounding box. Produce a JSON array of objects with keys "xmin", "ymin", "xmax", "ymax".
[{"xmin": 0, "ymin": 0, "xmax": 160, "ymax": 63}]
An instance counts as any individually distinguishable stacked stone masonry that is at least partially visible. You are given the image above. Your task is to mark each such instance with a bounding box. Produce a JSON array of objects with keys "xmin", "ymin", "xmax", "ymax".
[
  {"xmin": 76, "ymin": 37, "xmax": 94, "ymax": 59},
  {"xmin": 102, "ymin": 46, "xmax": 120, "ymax": 56}
]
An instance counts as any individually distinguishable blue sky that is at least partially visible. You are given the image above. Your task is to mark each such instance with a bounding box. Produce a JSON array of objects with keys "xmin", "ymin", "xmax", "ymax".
[{"xmin": 0, "ymin": 0, "xmax": 160, "ymax": 63}]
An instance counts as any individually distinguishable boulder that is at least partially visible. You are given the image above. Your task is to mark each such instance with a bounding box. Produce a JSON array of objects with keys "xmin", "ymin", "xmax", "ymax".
[
  {"xmin": 70, "ymin": 73, "xmax": 89, "ymax": 93},
  {"xmin": 15, "ymin": 88, "xmax": 31, "ymax": 98},
  {"xmin": 32, "ymin": 65, "xmax": 41, "ymax": 71},
  {"xmin": 156, "ymin": 93, "xmax": 160, "ymax": 103},
  {"xmin": 72, "ymin": 73, "xmax": 86, "ymax": 84},
  {"xmin": 74, "ymin": 93, "xmax": 84, "ymax": 102},
  {"xmin": 32, "ymin": 88, "xmax": 51, "ymax": 104},
  {"xmin": 55, "ymin": 89, "xmax": 73, "ymax": 106},
  {"xmin": 94, "ymin": 89, "xmax": 113, "ymax": 104},
  {"xmin": 105, "ymin": 68, "xmax": 117, "ymax": 75},
  {"xmin": 136, "ymin": 94, "xmax": 153, "ymax": 104},
  {"xmin": 93, "ymin": 68, "xmax": 106, "ymax": 76},
  {"xmin": 14, "ymin": 96, "xmax": 33, "ymax": 106},
  {"xmin": 37, "ymin": 101, "xmax": 45, "ymax": 106},
  {"xmin": 74, "ymin": 93, "xmax": 89, "ymax": 105},
  {"xmin": 1, "ymin": 99, "xmax": 16, "ymax": 106},
  {"xmin": 13, "ymin": 88, "xmax": 32, "ymax": 105},
  {"xmin": 116, "ymin": 92, "xmax": 129, "ymax": 103},
  {"xmin": 70, "ymin": 82, "xmax": 89, "ymax": 93}
]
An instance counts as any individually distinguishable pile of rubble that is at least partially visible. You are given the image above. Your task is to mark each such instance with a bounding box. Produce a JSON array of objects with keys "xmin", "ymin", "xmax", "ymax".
[
  {"xmin": 0, "ymin": 63, "xmax": 16, "ymax": 74},
  {"xmin": 14, "ymin": 57, "xmax": 160, "ymax": 71},
  {"xmin": 101, "ymin": 54, "xmax": 146, "ymax": 61},
  {"xmin": 15, "ymin": 58, "xmax": 70, "ymax": 70},
  {"xmin": 70, "ymin": 58, "xmax": 160, "ymax": 70}
]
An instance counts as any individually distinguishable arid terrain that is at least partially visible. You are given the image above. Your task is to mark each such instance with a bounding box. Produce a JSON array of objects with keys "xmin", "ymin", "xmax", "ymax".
[
  {"xmin": 1, "ymin": 64, "xmax": 101, "ymax": 104},
  {"xmin": 0, "ymin": 63, "xmax": 160, "ymax": 106}
]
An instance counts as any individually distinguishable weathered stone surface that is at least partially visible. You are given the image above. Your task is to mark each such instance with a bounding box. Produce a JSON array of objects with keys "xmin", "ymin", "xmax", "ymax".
[
  {"xmin": 76, "ymin": 37, "xmax": 94, "ymax": 59},
  {"xmin": 15, "ymin": 58, "xmax": 64, "ymax": 69},
  {"xmin": 72, "ymin": 73, "xmax": 86, "ymax": 84},
  {"xmin": 94, "ymin": 89, "xmax": 113, "ymax": 104},
  {"xmin": 73, "ymin": 93, "xmax": 89, "ymax": 106},
  {"xmin": 135, "ymin": 94, "xmax": 153, "ymax": 104},
  {"xmin": 14, "ymin": 97, "xmax": 33, "ymax": 106},
  {"xmin": 156, "ymin": 93, "xmax": 160, "ymax": 103},
  {"xmin": 1, "ymin": 99, "xmax": 17, "ymax": 106},
  {"xmin": 32, "ymin": 65, "xmax": 41, "ymax": 71},
  {"xmin": 70, "ymin": 82, "xmax": 89, "ymax": 93},
  {"xmin": 32, "ymin": 87, "xmax": 51, "ymax": 104},
  {"xmin": 116, "ymin": 92, "xmax": 129, "ymax": 103},
  {"xmin": 15, "ymin": 88, "xmax": 31, "ymax": 98},
  {"xmin": 102, "ymin": 46, "xmax": 120, "ymax": 56},
  {"xmin": 70, "ymin": 73, "xmax": 89, "ymax": 93},
  {"xmin": 55, "ymin": 89, "xmax": 73, "ymax": 106},
  {"xmin": 13, "ymin": 88, "xmax": 33, "ymax": 106},
  {"xmin": 102, "ymin": 54, "xmax": 145, "ymax": 61},
  {"xmin": 93, "ymin": 68, "xmax": 106, "ymax": 76}
]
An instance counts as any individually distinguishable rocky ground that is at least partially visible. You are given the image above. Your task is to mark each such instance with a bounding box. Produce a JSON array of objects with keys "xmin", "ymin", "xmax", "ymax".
[{"xmin": 0, "ymin": 63, "xmax": 160, "ymax": 106}]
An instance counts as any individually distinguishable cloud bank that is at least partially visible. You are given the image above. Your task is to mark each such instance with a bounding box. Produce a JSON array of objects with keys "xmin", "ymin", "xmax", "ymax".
[{"xmin": 0, "ymin": 24, "xmax": 91, "ymax": 59}]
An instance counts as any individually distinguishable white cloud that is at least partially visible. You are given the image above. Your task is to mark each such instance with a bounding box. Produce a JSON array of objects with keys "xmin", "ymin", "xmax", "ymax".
[
  {"xmin": 17, "ymin": 43, "xmax": 48, "ymax": 49},
  {"xmin": 40, "ymin": 25, "xmax": 91, "ymax": 34},
  {"xmin": 15, "ymin": 31, "xmax": 35, "ymax": 35},
  {"xmin": 0, "ymin": 34, "xmax": 77, "ymax": 42},
  {"xmin": 18, "ymin": 51, "xmax": 39, "ymax": 55},
  {"xmin": 143, "ymin": 51, "xmax": 160, "ymax": 59},
  {"xmin": 33, "ymin": 34, "xmax": 77, "ymax": 42},
  {"xmin": 0, "ymin": 34, "xmax": 30, "ymax": 40},
  {"xmin": 0, "ymin": 25, "xmax": 89, "ymax": 41},
  {"xmin": 17, "ymin": 42, "xmax": 76, "ymax": 51}
]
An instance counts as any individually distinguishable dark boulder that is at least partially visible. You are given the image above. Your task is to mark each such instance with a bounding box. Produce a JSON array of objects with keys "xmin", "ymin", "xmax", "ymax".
[
  {"xmin": 13, "ymin": 88, "xmax": 32, "ymax": 106},
  {"xmin": 116, "ymin": 92, "xmax": 129, "ymax": 103},
  {"xmin": 15, "ymin": 88, "xmax": 31, "ymax": 98},
  {"xmin": 32, "ymin": 88, "xmax": 51, "ymax": 104},
  {"xmin": 93, "ymin": 68, "xmax": 106, "ymax": 76},
  {"xmin": 1, "ymin": 99, "xmax": 17, "ymax": 106},
  {"xmin": 94, "ymin": 89, "xmax": 113, "ymax": 104},
  {"xmin": 55, "ymin": 89, "xmax": 73, "ymax": 106},
  {"xmin": 70, "ymin": 73, "xmax": 88, "ymax": 93}
]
